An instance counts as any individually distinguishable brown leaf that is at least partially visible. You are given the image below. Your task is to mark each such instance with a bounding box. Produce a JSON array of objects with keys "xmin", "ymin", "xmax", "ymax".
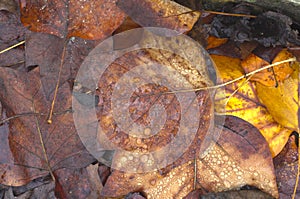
[
  {"xmin": 20, "ymin": 0, "xmax": 126, "ymax": 40},
  {"xmin": 25, "ymin": 32, "xmax": 98, "ymax": 98},
  {"xmin": 273, "ymin": 134, "xmax": 300, "ymax": 198},
  {"xmin": 54, "ymin": 168, "xmax": 91, "ymax": 199},
  {"xmin": 0, "ymin": 0, "xmax": 18, "ymax": 14},
  {"xmin": 0, "ymin": 67, "xmax": 95, "ymax": 186},
  {"xmin": 101, "ymin": 116, "xmax": 278, "ymax": 198},
  {"xmin": 116, "ymin": 0, "xmax": 200, "ymax": 33}
]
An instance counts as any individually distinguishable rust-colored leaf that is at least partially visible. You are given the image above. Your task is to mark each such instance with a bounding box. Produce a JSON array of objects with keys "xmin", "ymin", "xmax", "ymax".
[
  {"xmin": 213, "ymin": 55, "xmax": 292, "ymax": 156},
  {"xmin": 0, "ymin": 67, "xmax": 95, "ymax": 186},
  {"xmin": 20, "ymin": 0, "xmax": 126, "ymax": 40},
  {"xmin": 101, "ymin": 116, "xmax": 278, "ymax": 198},
  {"xmin": 241, "ymin": 49, "xmax": 295, "ymax": 86},
  {"xmin": 116, "ymin": 0, "xmax": 200, "ymax": 34}
]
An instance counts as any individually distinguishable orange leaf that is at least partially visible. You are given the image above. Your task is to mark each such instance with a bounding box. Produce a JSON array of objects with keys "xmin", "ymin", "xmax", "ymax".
[
  {"xmin": 241, "ymin": 50, "xmax": 295, "ymax": 86},
  {"xmin": 20, "ymin": 0, "xmax": 126, "ymax": 40},
  {"xmin": 116, "ymin": 0, "xmax": 200, "ymax": 34},
  {"xmin": 206, "ymin": 36, "xmax": 228, "ymax": 50}
]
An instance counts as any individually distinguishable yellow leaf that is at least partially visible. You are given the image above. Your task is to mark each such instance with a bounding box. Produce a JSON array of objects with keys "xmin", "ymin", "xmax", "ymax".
[
  {"xmin": 241, "ymin": 50, "xmax": 295, "ymax": 86},
  {"xmin": 256, "ymin": 62, "xmax": 299, "ymax": 131},
  {"xmin": 213, "ymin": 55, "xmax": 293, "ymax": 156}
]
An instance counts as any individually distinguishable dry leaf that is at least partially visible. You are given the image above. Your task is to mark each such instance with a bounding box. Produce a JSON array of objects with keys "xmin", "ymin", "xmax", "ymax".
[
  {"xmin": 256, "ymin": 62, "xmax": 299, "ymax": 131},
  {"xmin": 101, "ymin": 116, "xmax": 278, "ymax": 198},
  {"xmin": 20, "ymin": 0, "xmax": 126, "ymax": 40},
  {"xmin": 116, "ymin": 0, "xmax": 200, "ymax": 34},
  {"xmin": 241, "ymin": 49, "xmax": 295, "ymax": 86},
  {"xmin": 213, "ymin": 55, "xmax": 293, "ymax": 156}
]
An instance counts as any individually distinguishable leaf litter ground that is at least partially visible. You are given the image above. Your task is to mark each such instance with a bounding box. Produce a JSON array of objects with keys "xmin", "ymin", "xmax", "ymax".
[{"xmin": 0, "ymin": 0, "xmax": 299, "ymax": 198}]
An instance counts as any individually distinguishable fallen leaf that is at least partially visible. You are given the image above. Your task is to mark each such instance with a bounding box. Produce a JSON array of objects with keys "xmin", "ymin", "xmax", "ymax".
[
  {"xmin": 213, "ymin": 55, "xmax": 292, "ymax": 156},
  {"xmin": 0, "ymin": 10, "xmax": 26, "ymax": 56},
  {"xmin": 116, "ymin": 0, "xmax": 200, "ymax": 34},
  {"xmin": 256, "ymin": 63, "xmax": 299, "ymax": 131},
  {"xmin": 86, "ymin": 164, "xmax": 103, "ymax": 199},
  {"xmin": 241, "ymin": 49, "xmax": 295, "ymax": 86},
  {"xmin": 25, "ymin": 32, "xmax": 98, "ymax": 98},
  {"xmin": 20, "ymin": 0, "xmax": 126, "ymax": 40},
  {"xmin": 207, "ymin": 40, "xmax": 241, "ymax": 58},
  {"xmin": 54, "ymin": 167, "xmax": 92, "ymax": 199},
  {"xmin": 73, "ymin": 28, "xmax": 216, "ymax": 175},
  {"xmin": 101, "ymin": 116, "xmax": 278, "ymax": 198},
  {"xmin": 195, "ymin": 190, "xmax": 274, "ymax": 199},
  {"xmin": 273, "ymin": 134, "xmax": 300, "ymax": 198},
  {"xmin": 206, "ymin": 36, "xmax": 228, "ymax": 50},
  {"xmin": 0, "ymin": 0, "xmax": 18, "ymax": 14},
  {"xmin": 0, "ymin": 67, "xmax": 95, "ymax": 186}
]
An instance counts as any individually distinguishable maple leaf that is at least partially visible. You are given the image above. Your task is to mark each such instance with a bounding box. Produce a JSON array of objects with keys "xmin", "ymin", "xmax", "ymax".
[{"xmin": 0, "ymin": 67, "xmax": 95, "ymax": 186}]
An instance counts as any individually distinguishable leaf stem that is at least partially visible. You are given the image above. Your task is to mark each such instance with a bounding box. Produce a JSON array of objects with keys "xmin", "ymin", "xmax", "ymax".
[
  {"xmin": 47, "ymin": 43, "xmax": 67, "ymax": 124},
  {"xmin": 33, "ymin": 102, "xmax": 55, "ymax": 182}
]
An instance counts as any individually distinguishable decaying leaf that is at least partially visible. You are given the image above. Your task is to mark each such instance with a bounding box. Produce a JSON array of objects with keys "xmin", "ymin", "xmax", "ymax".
[
  {"xmin": 116, "ymin": 0, "xmax": 200, "ymax": 34},
  {"xmin": 256, "ymin": 63, "xmax": 299, "ymax": 131},
  {"xmin": 241, "ymin": 49, "xmax": 295, "ymax": 86},
  {"xmin": 101, "ymin": 116, "xmax": 278, "ymax": 198},
  {"xmin": 273, "ymin": 134, "xmax": 300, "ymax": 198},
  {"xmin": 0, "ymin": 67, "xmax": 95, "ymax": 186},
  {"xmin": 213, "ymin": 55, "xmax": 292, "ymax": 156},
  {"xmin": 20, "ymin": 0, "xmax": 126, "ymax": 40},
  {"xmin": 0, "ymin": 0, "xmax": 18, "ymax": 14}
]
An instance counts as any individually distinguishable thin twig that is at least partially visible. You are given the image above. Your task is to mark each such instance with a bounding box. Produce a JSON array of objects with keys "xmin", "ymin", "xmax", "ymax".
[
  {"xmin": 166, "ymin": 57, "xmax": 296, "ymax": 94},
  {"xmin": 204, "ymin": 10, "xmax": 257, "ymax": 18},
  {"xmin": 0, "ymin": 41, "xmax": 25, "ymax": 54},
  {"xmin": 0, "ymin": 109, "xmax": 72, "ymax": 125}
]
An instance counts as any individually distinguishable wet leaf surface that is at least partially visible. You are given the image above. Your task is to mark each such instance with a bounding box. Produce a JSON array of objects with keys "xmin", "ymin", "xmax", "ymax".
[
  {"xmin": 116, "ymin": 0, "xmax": 200, "ymax": 34},
  {"xmin": 20, "ymin": 0, "xmax": 126, "ymax": 40},
  {"xmin": 102, "ymin": 116, "xmax": 278, "ymax": 198}
]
